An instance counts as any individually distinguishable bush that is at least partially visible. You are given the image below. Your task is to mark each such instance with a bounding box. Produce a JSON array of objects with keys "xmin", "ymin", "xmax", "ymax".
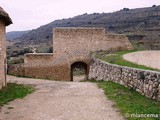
[
  {"xmin": 123, "ymin": 8, "xmax": 130, "ymax": 11},
  {"xmin": 152, "ymin": 5, "xmax": 156, "ymax": 7}
]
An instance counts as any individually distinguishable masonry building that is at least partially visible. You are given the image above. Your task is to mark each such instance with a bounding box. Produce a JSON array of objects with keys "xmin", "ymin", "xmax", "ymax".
[
  {"xmin": 24, "ymin": 27, "xmax": 133, "ymax": 81},
  {"xmin": 0, "ymin": 7, "xmax": 12, "ymax": 89}
]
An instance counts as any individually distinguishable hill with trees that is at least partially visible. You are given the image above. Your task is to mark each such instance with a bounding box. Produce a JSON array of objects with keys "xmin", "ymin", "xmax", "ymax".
[{"xmin": 7, "ymin": 5, "xmax": 160, "ymax": 50}]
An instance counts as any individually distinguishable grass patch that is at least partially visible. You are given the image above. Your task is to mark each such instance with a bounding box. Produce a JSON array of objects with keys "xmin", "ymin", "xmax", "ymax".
[
  {"xmin": 95, "ymin": 50, "xmax": 160, "ymax": 71},
  {"xmin": 91, "ymin": 80, "xmax": 160, "ymax": 120},
  {"xmin": 0, "ymin": 83, "xmax": 35, "ymax": 106}
]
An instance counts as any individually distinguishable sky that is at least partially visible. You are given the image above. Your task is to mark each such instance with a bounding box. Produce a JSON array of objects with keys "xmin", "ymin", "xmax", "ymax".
[{"xmin": 1, "ymin": 0, "xmax": 160, "ymax": 32}]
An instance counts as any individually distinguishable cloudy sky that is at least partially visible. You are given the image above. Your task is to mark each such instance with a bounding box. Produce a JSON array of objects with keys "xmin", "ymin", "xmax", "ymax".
[{"xmin": 1, "ymin": 0, "xmax": 160, "ymax": 32}]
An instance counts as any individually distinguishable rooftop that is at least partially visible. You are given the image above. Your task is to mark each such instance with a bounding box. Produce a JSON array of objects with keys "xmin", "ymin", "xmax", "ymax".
[{"xmin": 0, "ymin": 7, "xmax": 12, "ymax": 26}]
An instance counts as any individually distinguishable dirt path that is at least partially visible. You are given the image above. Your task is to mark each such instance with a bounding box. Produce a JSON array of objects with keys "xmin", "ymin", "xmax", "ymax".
[
  {"xmin": 0, "ymin": 76, "xmax": 124, "ymax": 120},
  {"xmin": 123, "ymin": 50, "xmax": 160, "ymax": 70},
  {"xmin": 73, "ymin": 75, "xmax": 86, "ymax": 82}
]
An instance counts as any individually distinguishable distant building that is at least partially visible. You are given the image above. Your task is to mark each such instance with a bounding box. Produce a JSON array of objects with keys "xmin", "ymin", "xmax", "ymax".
[{"xmin": 0, "ymin": 7, "xmax": 12, "ymax": 89}]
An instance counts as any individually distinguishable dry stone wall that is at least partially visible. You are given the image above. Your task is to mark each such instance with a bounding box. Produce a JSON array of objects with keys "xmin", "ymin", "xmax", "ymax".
[
  {"xmin": 8, "ymin": 64, "xmax": 25, "ymax": 77},
  {"xmin": 89, "ymin": 56, "xmax": 160, "ymax": 101}
]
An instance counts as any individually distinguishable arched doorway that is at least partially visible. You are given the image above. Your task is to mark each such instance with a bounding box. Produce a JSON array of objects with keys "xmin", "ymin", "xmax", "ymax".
[{"xmin": 71, "ymin": 62, "xmax": 88, "ymax": 81}]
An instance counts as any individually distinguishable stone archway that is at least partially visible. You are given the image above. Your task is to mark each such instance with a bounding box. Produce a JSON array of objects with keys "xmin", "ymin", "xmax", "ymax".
[
  {"xmin": 71, "ymin": 62, "xmax": 88, "ymax": 81},
  {"xmin": 24, "ymin": 27, "xmax": 133, "ymax": 81}
]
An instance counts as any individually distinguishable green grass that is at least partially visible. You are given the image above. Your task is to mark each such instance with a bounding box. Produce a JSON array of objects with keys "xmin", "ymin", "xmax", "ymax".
[
  {"xmin": 95, "ymin": 50, "xmax": 160, "ymax": 71},
  {"xmin": 0, "ymin": 83, "xmax": 35, "ymax": 106},
  {"xmin": 91, "ymin": 80, "xmax": 160, "ymax": 120}
]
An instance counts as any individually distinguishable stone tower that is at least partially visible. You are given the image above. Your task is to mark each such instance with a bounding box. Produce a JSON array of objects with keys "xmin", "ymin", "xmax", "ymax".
[{"xmin": 0, "ymin": 7, "xmax": 12, "ymax": 89}]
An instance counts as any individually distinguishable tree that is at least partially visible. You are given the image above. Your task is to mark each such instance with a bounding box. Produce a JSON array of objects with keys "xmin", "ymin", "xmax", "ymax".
[
  {"xmin": 123, "ymin": 8, "xmax": 129, "ymax": 11},
  {"xmin": 152, "ymin": 5, "xmax": 156, "ymax": 7}
]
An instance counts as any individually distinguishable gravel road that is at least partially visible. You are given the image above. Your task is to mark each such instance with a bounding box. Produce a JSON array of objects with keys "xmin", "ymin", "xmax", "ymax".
[
  {"xmin": 123, "ymin": 50, "xmax": 160, "ymax": 70},
  {"xmin": 0, "ymin": 76, "xmax": 124, "ymax": 120}
]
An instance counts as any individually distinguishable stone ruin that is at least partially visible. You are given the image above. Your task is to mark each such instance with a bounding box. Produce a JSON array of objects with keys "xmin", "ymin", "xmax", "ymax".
[{"xmin": 24, "ymin": 27, "xmax": 133, "ymax": 81}]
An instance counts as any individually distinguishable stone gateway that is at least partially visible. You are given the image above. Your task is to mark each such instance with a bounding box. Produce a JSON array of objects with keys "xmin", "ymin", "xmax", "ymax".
[
  {"xmin": 0, "ymin": 7, "xmax": 12, "ymax": 89},
  {"xmin": 24, "ymin": 27, "xmax": 133, "ymax": 81}
]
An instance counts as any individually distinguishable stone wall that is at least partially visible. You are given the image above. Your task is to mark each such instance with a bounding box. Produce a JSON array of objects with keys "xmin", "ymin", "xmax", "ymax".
[
  {"xmin": 0, "ymin": 21, "xmax": 6, "ymax": 89},
  {"xmin": 89, "ymin": 56, "xmax": 160, "ymax": 101},
  {"xmin": 8, "ymin": 63, "xmax": 25, "ymax": 77},
  {"xmin": 24, "ymin": 53, "xmax": 90, "ymax": 81},
  {"xmin": 24, "ymin": 27, "xmax": 133, "ymax": 81},
  {"xmin": 0, "ymin": 7, "xmax": 12, "ymax": 89},
  {"xmin": 53, "ymin": 28, "xmax": 132, "ymax": 58}
]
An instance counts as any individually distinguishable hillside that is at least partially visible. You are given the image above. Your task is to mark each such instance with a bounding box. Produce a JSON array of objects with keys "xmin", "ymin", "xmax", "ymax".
[
  {"xmin": 9, "ymin": 5, "xmax": 160, "ymax": 50},
  {"xmin": 6, "ymin": 31, "xmax": 30, "ymax": 40}
]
